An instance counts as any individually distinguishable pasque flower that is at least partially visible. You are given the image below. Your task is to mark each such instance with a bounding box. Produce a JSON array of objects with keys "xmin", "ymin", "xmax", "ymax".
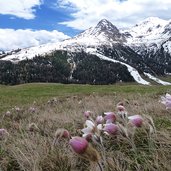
[
  {"xmin": 55, "ymin": 128, "xmax": 70, "ymax": 139},
  {"xmin": 53, "ymin": 128, "xmax": 70, "ymax": 145},
  {"xmin": 161, "ymin": 93, "xmax": 171, "ymax": 109},
  {"xmin": 103, "ymin": 123, "xmax": 118, "ymax": 136},
  {"xmin": 84, "ymin": 111, "xmax": 92, "ymax": 118},
  {"xmin": 82, "ymin": 120, "xmax": 102, "ymax": 143},
  {"xmin": 117, "ymin": 104, "xmax": 125, "ymax": 112},
  {"xmin": 104, "ymin": 112, "xmax": 116, "ymax": 123},
  {"xmin": 69, "ymin": 136, "xmax": 100, "ymax": 163},
  {"xmin": 128, "ymin": 115, "xmax": 143, "ymax": 127},
  {"xmin": 69, "ymin": 136, "xmax": 88, "ymax": 154},
  {"xmin": 116, "ymin": 102, "xmax": 128, "ymax": 119},
  {"xmin": 96, "ymin": 115, "xmax": 104, "ymax": 125}
]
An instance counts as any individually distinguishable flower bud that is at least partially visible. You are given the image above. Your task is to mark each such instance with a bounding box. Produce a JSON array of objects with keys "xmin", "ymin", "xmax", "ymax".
[
  {"xmin": 55, "ymin": 128, "xmax": 70, "ymax": 139},
  {"xmin": 69, "ymin": 137, "xmax": 88, "ymax": 154},
  {"xmin": 117, "ymin": 105, "xmax": 125, "ymax": 112},
  {"xmin": 95, "ymin": 115, "xmax": 104, "ymax": 125},
  {"xmin": 53, "ymin": 128, "xmax": 70, "ymax": 146},
  {"xmin": 104, "ymin": 112, "xmax": 116, "ymax": 123},
  {"xmin": 84, "ymin": 111, "xmax": 92, "ymax": 118},
  {"xmin": 103, "ymin": 123, "xmax": 118, "ymax": 135},
  {"xmin": 128, "ymin": 115, "xmax": 143, "ymax": 127}
]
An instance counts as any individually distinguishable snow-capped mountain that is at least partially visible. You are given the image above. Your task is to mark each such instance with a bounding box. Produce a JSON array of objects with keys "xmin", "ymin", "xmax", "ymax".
[
  {"xmin": 123, "ymin": 17, "xmax": 171, "ymax": 55},
  {"xmin": 0, "ymin": 18, "xmax": 171, "ymax": 85},
  {"xmin": 123, "ymin": 17, "xmax": 171, "ymax": 75},
  {"xmin": 74, "ymin": 19, "xmax": 126, "ymax": 44}
]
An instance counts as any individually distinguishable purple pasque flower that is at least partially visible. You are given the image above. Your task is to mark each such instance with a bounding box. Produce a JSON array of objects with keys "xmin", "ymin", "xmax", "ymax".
[
  {"xmin": 95, "ymin": 115, "xmax": 104, "ymax": 125},
  {"xmin": 69, "ymin": 136, "xmax": 88, "ymax": 154},
  {"xmin": 55, "ymin": 128, "xmax": 70, "ymax": 139},
  {"xmin": 84, "ymin": 111, "xmax": 92, "ymax": 118},
  {"xmin": 62, "ymin": 130, "xmax": 70, "ymax": 138},
  {"xmin": 161, "ymin": 93, "xmax": 171, "ymax": 109},
  {"xmin": 53, "ymin": 129, "xmax": 70, "ymax": 145},
  {"xmin": 116, "ymin": 103, "xmax": 128, "ymax": 119},
  {"xmin": 104, "ymin": 112, "xmax": 116, "ymax": 123},
  {"xmin": 128, "ymin": 115, "xmax": 143, "ymax": 127},
  {"xmin": 103, "ymin": 123, "xmax": 118, "ymax": 136},
  {"xmin": 117, "ymin": 105, "xmax": 125, "ymax": 112}
]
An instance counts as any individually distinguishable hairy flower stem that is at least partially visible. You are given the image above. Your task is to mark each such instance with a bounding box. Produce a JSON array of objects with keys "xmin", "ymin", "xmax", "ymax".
[
  {"xmin": 128, "ymin": 137, "xmax": 136, "ymax": 152},
  {"xmin": 97, "ymin": 141, "xmax": 107, "ymax": 170},
  {"xmin": 97, "ymin": 161, "xmax": 104, "ymax": 171}
]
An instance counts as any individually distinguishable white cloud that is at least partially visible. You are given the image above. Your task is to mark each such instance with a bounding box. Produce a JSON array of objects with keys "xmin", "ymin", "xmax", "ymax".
[
  {"xmin": 57, "ymin": 0, "xmax": 171, "ymax": 30},
  {"xmin": 0, "ymin": 0, "xmax": 42, "ymax": 19},
  {"xmin": 0, "ymin": 29, "xmax": 70, "ymax": 51}
]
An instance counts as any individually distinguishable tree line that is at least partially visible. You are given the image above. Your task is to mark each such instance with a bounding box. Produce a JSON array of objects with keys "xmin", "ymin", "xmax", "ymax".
[{"xmin": 0, "ymin": 50, "xmax": 134, "ymax": 85}]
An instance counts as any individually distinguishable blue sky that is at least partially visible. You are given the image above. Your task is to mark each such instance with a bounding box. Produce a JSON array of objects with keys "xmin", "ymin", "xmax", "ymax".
[
  {"xmin": 0, "ymin": 0, "xmax": 80, "ymax": 37},
  {"xmin": 1, "ymin": 0, "xmax": 171, "ymax": 51}
]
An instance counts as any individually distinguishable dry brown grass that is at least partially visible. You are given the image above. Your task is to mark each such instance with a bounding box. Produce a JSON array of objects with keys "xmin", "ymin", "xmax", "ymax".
[{"xmin": 0, "ymin": 93, "xmax": 171, "ymax": 171}]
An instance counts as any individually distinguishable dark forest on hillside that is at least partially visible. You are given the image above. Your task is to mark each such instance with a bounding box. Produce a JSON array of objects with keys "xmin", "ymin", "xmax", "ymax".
[{"xmin": 0, "ymin": 50, "xmax": 134, "ymax": 85}]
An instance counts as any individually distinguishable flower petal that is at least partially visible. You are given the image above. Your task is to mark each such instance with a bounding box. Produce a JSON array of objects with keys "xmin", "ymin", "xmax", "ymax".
[
  {"xmin": 97, "ymin": 124, "xmax": 103, "ymax": 130},
  {"xmin": 85, "ymin": 120, "xmax": 95, "ymax": 129},
  {"xmin": 81, "ymin": 127, "xmax": 92, "ymax": 134}
]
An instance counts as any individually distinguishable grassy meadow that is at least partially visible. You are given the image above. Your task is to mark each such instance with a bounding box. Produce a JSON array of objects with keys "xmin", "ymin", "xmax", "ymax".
[{"xmin": 0, "ymin": 83, "xmax": 171, "ymax": 171}]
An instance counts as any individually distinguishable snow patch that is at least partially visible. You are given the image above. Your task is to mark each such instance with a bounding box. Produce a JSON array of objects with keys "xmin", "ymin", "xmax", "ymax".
[{"xmin": 144, "ymin": 72, "xmax": 171, "ymax": 85}]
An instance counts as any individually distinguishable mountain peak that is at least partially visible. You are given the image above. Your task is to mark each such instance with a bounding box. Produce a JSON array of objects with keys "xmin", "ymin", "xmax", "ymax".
[
  {"xmin": 143, "ymin": 17, "xmax": 166, "ymax": 22},
  {"xmin": 73, "ymin": 18, "xmax": 126, "ymax": 45},
  {"xmin": 95, "ymin": 19, "xmax": 119, "ymax": 33},
  {"xmin": 136, "ymin": 17, "xmax": 167, "ymax": 27},
  {"xmin": 123, "ymin": 16, "xmax": 169, "ymax": 39},
  {"xmin": 97, "ymin": 19, "xmax": 114, "ymax": 26}
]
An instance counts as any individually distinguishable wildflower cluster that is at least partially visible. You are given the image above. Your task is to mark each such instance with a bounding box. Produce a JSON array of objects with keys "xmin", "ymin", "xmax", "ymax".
[{"xmin": 53, "ymin": 102, "xmax": 156, "ymax": 170}]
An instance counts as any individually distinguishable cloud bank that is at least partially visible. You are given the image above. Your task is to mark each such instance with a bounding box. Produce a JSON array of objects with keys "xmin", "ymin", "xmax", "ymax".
[
  {"xmin": 0, "ymin": 0, "xmax": 42, "ymax": 19},
  {"xmin": 0, "ymin": 29, "xmax": 70, "ymax": 51},
  {"xmin": 57, "ymin": 0, "xmax": 171, "ymax": 30}
]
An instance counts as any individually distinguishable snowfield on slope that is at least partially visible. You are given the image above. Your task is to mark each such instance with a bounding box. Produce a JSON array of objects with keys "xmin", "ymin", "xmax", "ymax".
[
  {"xmin": 1, "ymin": 36, "xmax": 110, "ymax": 62},
  {"xmin": 86, "ymin": 48, "xmax": 150, "ymax": 85},
  {"xmin": 144, "ymin": 73, "xmax": 171, "ymax": 85},
  {"xmin": 1, "ymin": 43, "xmax": 62, "ymax": 61}
]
